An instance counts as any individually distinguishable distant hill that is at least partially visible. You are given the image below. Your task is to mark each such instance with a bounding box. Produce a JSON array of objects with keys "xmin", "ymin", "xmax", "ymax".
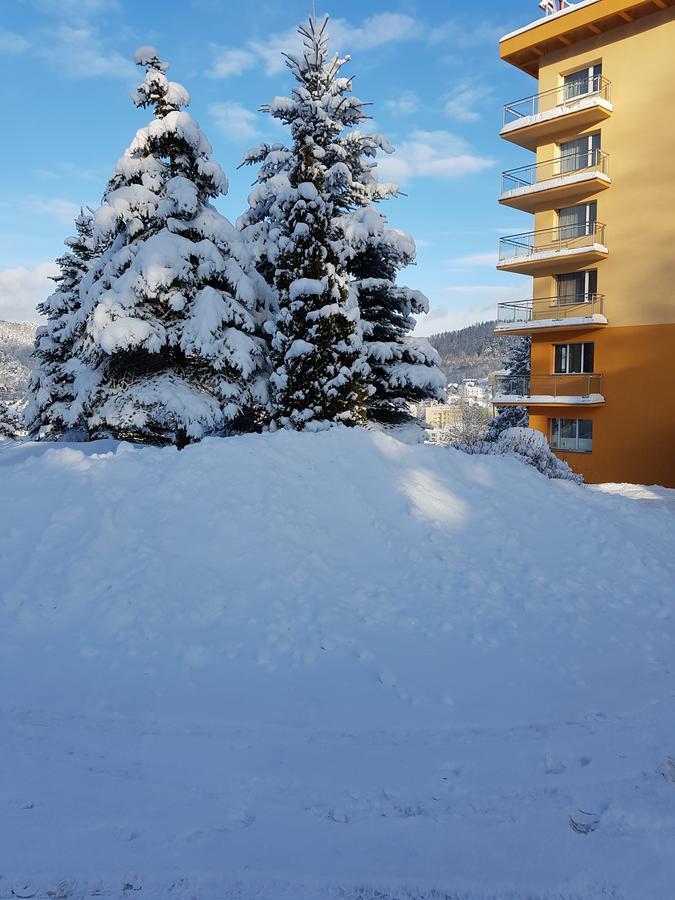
[
  {"xmin": 0, "ymin": 321, "xmax": 37, "ymax": 402},
  {"xmin": 426, "ymin": 320, "xmax": 514, "ymax": 382}
]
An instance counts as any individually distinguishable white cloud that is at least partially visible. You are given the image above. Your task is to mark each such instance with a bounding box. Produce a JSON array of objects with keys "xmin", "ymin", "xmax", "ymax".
[
  {"xmin": 377, "ymin": 130, "xmax": 492, "ymax": 184},
  {"xmin": 0, "ymin": 263, "xmax": 57, "ymax": 322},
  {"xmin": 33, "ymin": 0, "xmax": 120, "ymax": 14},
  {"xmin": 444, "ymin": 83, "xmax": 493, "ymax": 122},
  {"xmin": 329, "ymin": 13, "xmax": 422, "ymax": 51},
  {"xmin": 384, "ymin": 91, "xmax": 420, "ymax": 116},
  {"xmin": 428, "ymin": 19, "xmax": 504, "ymax": 48},
  {"xmin": 38, "ymin": 25, "xmax": 135, "ymax": 79},
  {"xmin": 24, "ymin": 196, "xmax": 81, "ymax": 225},
  {"xmin": 449, "ymin": 252, "xmax": 499, "ymax": 267},
  {"xmin": 0, "ymin": 31, "xmax": 30, "ymax": 54},
  {"xmin": 415, "ymin": 302, "xmax": 498, "ymax": 336},
  {"xmin": 414, "ymin": 284, "xmax": 527, "ymax": 336},
  {"xmin": 210, "ymin": 101, "xmax": 261, "ymax": 142},
  {"xmin": 207, "ymin": 46, "xmax": 257, "ymax": 79},
  {"xmin": 214, "ymin": 12, "xmax": 422, "ymax": 78}
]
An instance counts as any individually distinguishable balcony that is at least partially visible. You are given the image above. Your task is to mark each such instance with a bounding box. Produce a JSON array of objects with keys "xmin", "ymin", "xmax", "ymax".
[
  {"xmin": 495, "ymin": 293, "xmax": 607, "ymax": 334},
  {"xmin": 493, "ymin": 374, "xmax": 605, "ymax": 406},
  {"xmin": 501, "ymin": 78, "xmax": 612, "ymax": 150},
  {"xmin": 500, "ymin": 150, "xmax": 610, "ymax": 212},
  {"xmin": 497, "ymin": 223, "xmax": 608, "ymax": 275}
]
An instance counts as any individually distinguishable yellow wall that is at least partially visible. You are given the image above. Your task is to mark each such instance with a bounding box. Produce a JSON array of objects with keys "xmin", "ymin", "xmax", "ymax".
[
  {"xmin": 503, "ymin": 8, "xmax": 675, "ymax": 485},
  {"xmin": 528, "ymin": 323, "xmax": 675, "ymax": 486},
  {"xmin": 532, "ymin": 8, "xmax": 675, "ymax": 328}
]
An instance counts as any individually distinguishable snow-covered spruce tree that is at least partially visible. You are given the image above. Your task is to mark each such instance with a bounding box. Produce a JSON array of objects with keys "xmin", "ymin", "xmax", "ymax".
[
  {"xmin": 343, "ymin": 207, "xmax": 446, "ymax": 422},
  {"xmin": 485, "ymin": 335, "xmax": 531, "ymax": 441},
  {"xmin": 241, "ymin": 18, "xmax": 375, "ymax": 429},
  {"xmin": 72, "ymin": 47, "xmax": 269, "ymax": 446},
  {"xmin": 26, "ymin": 210, "xmax": 97, "ymax": 438},
  {"xmin": 240, "ymin": 17, "xmax": 442, "ymax": 426}
]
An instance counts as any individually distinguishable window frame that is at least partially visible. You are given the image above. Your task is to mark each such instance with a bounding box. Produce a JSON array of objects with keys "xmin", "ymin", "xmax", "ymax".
[
  {"xmin": 553, "ymin": 341, "xmax": 595, "ymax": 375},
  {"xmin": 550, "ymin": 417, "xmax": 593, "ymax": 453}
]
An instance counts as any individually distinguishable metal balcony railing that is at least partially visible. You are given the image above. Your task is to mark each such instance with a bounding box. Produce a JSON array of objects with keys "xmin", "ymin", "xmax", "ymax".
[
  {"xmin": 501, "ymin": 150, "xmax": 609, "ymax": 193},
  {"xmin": 494, "ymin": 373, "xmax": 604, "ymax": 399},
  {"xmin": 503, "ymin": 76, "xmax": 612, "ymax": 127},
  {"xmin": 496, "ymin": 293, "xmax": 605, "ymax": 325},
  {"xmin": 499, "ymin": 222, "xmax": 606, "ymax": 263}
]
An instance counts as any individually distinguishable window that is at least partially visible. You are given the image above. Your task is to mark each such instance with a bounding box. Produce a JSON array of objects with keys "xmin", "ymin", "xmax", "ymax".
[
  {"xmin": 559, "ymin": 134, "xmax": 601, "ymax": 174},
  {"xmin": 563, "ymin": 63, "xmax": 602, "ymax": 102},
  {"xmin": 558, "ymin": 202, "xmax": 596, "ymax": 240},
  {"xmin": 556, "ymin": 270, "xmax": 598, "ymax": 305},
  {"xmin": 554, "ymin": 342, "xmax": 594, "ymax": 374},
  {"xmin": 551, "ymin": 418, "xmax": 593, "ymax": 452}
]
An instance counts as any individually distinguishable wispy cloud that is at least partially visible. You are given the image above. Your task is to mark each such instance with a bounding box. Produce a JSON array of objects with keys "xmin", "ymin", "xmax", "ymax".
[
  {"xmin": 443, "ymin": 82, "xmax": 493, "ymax": 122},
  {"xmin": 207, "ymin": 12, "xmax": 423, "ymax": 79},
  {"xmin": 376, "ymin": 130, "xmax": 492, "ymax": 184},
  {"xmin": 448, "ymin": 252, "xmax": 499, "ymax": 267},
  {"xmin": 384, "ymin": 91, "xmax": 420, "ymax": 116},
  {"xmin": 209, "ymin": 101, "xmax": 261, "ymax": 142},
  {"xmin": 23, "ymin": 196, "xmax": 81, "ymax": 224},
  {"xmin": 0, "ymin": 31, "xmax": 30, "ymax": 54},
  {"xmin": 37, "ymin": 24, "xmax": 135, "ymax": 79},
  {"xmin": 428, "ymin": 18, "xmax": 505, "ymax": 48},
  {"xmin": 207, "ymin": 46, "xmax": 257, "ymax": 79},
  {"xmin": 0, "ymin": 262, "xmax": 57, "ymax": 322}
]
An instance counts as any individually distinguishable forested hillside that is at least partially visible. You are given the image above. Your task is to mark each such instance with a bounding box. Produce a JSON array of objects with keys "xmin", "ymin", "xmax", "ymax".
[
  {"xmin": 426, "ymin": 321, "xmax": 513, "ymax": 382},
  {"xmin": 0, "ymin": 320, "xmax": 37, "ymax": 401}
]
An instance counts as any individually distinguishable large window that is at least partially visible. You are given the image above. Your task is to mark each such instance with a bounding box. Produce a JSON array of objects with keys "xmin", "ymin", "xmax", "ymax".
[
  {"xmin": 563, "ymin": 63, "xmax": 602, "ymax": 102},
  {"xmin": 559, "ymin": 134, "xmax": 601, "ymax": 174},
  {"xmin": 554, "ymin": 342, "xmax": 594, "ymax": 374},
  {"xmin": 556, "ymin": 270, "xmax": 598, "ymax": 305},
  {"xmin": 551, "ymin": 418, "xmax": 593, "ymax": 452},
  {"xmin": 558, "ymin": 202, "xmax": 597, "ymax": 240}
]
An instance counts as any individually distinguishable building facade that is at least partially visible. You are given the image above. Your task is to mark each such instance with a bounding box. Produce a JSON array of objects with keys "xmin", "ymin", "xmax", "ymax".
[{"xmin": 493, "ymin": 0, "xmax": 675, "ymax": 486}]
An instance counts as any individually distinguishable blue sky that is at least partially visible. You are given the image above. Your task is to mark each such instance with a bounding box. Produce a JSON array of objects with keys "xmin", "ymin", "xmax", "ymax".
[{"xmin": 0, "ymin": 0, "xmax": 541, "ymax": 333}]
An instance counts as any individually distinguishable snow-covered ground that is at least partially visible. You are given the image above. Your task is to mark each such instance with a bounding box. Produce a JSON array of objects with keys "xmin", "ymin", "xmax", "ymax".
[{"xmin": 1, "ymin": 428, "xmax": 674, "ymax": 900}]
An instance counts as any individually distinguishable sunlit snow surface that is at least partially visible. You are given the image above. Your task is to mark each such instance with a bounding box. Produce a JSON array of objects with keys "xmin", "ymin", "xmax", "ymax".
[{"xmin": 1, "ymin": 428, "xmax": 674, "ymax": 899}]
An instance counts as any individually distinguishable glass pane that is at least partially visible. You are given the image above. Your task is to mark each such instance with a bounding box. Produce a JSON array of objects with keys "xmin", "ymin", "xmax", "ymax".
[
  {"xmin": 559, "ymin": 419, "xmax": 578, "ymax": 450},
  {"xmin": 554, "ymin": 345, "xmax": 567, "ymax": 373},
  {"xmin": 559, "ymin": 204, "xmax": 585, "ymax": 240},
  {"xmin": 563, "ymin": 69, "xmax": 589, "ymax": 100},
  {"xmin": 550, "ymin": 419, "xmax": 560, "ymax": 448},
  {"xmin": 582, "ymin": 343, "xmax": 594, "ymax": 373},
  {"xmin": 559, "ymin": 137, "xmax": 587, "ymax": 173},
  {"xmin": 557, "ymin": 273, "xmax": 583, "ymax": 304},
  {"xmin": 568, "ymin": 344, "xmax": 583, "ymax": 373},
  {"xmin": 585, "ymin": 269, "xmax": 598, "ymax": 297},
  {"xmin": 577, "ymin": 419, "xmax": 593, "ymax": 452}
]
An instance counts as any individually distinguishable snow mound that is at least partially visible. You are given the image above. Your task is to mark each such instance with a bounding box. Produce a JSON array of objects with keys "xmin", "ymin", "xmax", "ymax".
[{"xmin": 1, "ymin": 428, "xmax": 674, "ymax": 898}]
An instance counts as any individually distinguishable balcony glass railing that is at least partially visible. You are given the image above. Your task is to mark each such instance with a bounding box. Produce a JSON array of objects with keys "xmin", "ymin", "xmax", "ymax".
[
  {"xmin": 499, "ymin": 222, "xmax": 606, "ymax": 263},
  {"xmin": 503, "ymin": 76, "xmax": 612, "ymax": 127},
  {"xmin": 501, "ymin": 150, "xmax": 609, "ymax": 194},
  {"xmin": 494, "ymin": 373, "xmax": 604, "ymax": 399},
  {"xmin": 496, "ymin": 293, "xmax": 605, "ymax": 325}
]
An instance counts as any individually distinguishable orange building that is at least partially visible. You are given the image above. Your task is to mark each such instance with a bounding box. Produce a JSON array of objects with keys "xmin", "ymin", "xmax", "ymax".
[{"xmin": 493, "ymin": 0, "xmax": 675, "ymax": 486}]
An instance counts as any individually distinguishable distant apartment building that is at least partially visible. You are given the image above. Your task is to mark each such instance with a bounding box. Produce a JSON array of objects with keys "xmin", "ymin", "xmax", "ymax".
[
  {"xmin": 492, "ymin": 0, "xmax": 675, "ymax": 485},
  {"xmin": 425, "ymin": 404, "xmax": 462, "ymax": 431}
]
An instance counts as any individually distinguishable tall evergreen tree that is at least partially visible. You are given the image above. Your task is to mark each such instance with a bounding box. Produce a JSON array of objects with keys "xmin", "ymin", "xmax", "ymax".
[
  {"xmin": 486, "ymin": 335, "xmax": 531, "ymax": 441},
  {"xmin": 344, "ymin": 207, "xmax": 445, "ymax": 422},
  {"xmin": 241, "ymin": 18, "xmax": 372, "ymax": 429},
  {"xmin": 26, "ymin": 211, "xmax": 97, "ymax": 438},
  {"xmin": 70, "ymin": 46, "xmax": 269, "ymax": 445},
  {"xmin": 240, "ymin": 16, "xmax": 443, "ymax": 425}
]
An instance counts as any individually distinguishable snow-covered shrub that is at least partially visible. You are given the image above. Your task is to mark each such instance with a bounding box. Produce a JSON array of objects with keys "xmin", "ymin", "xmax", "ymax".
[
  {"xmin": 485, "ymin": 427, "xmax": 582, "ymax": 482},
  {"xmin": 485, "ymin": 403, "xmax": 528, "ymax": 441},
  {"xmin": 0, "ymin": 399, "xmax": 26, "ymax": 441},
  {"xmin": 486, "ymin": 335, "xmax": 531, "ymax": 442}
]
